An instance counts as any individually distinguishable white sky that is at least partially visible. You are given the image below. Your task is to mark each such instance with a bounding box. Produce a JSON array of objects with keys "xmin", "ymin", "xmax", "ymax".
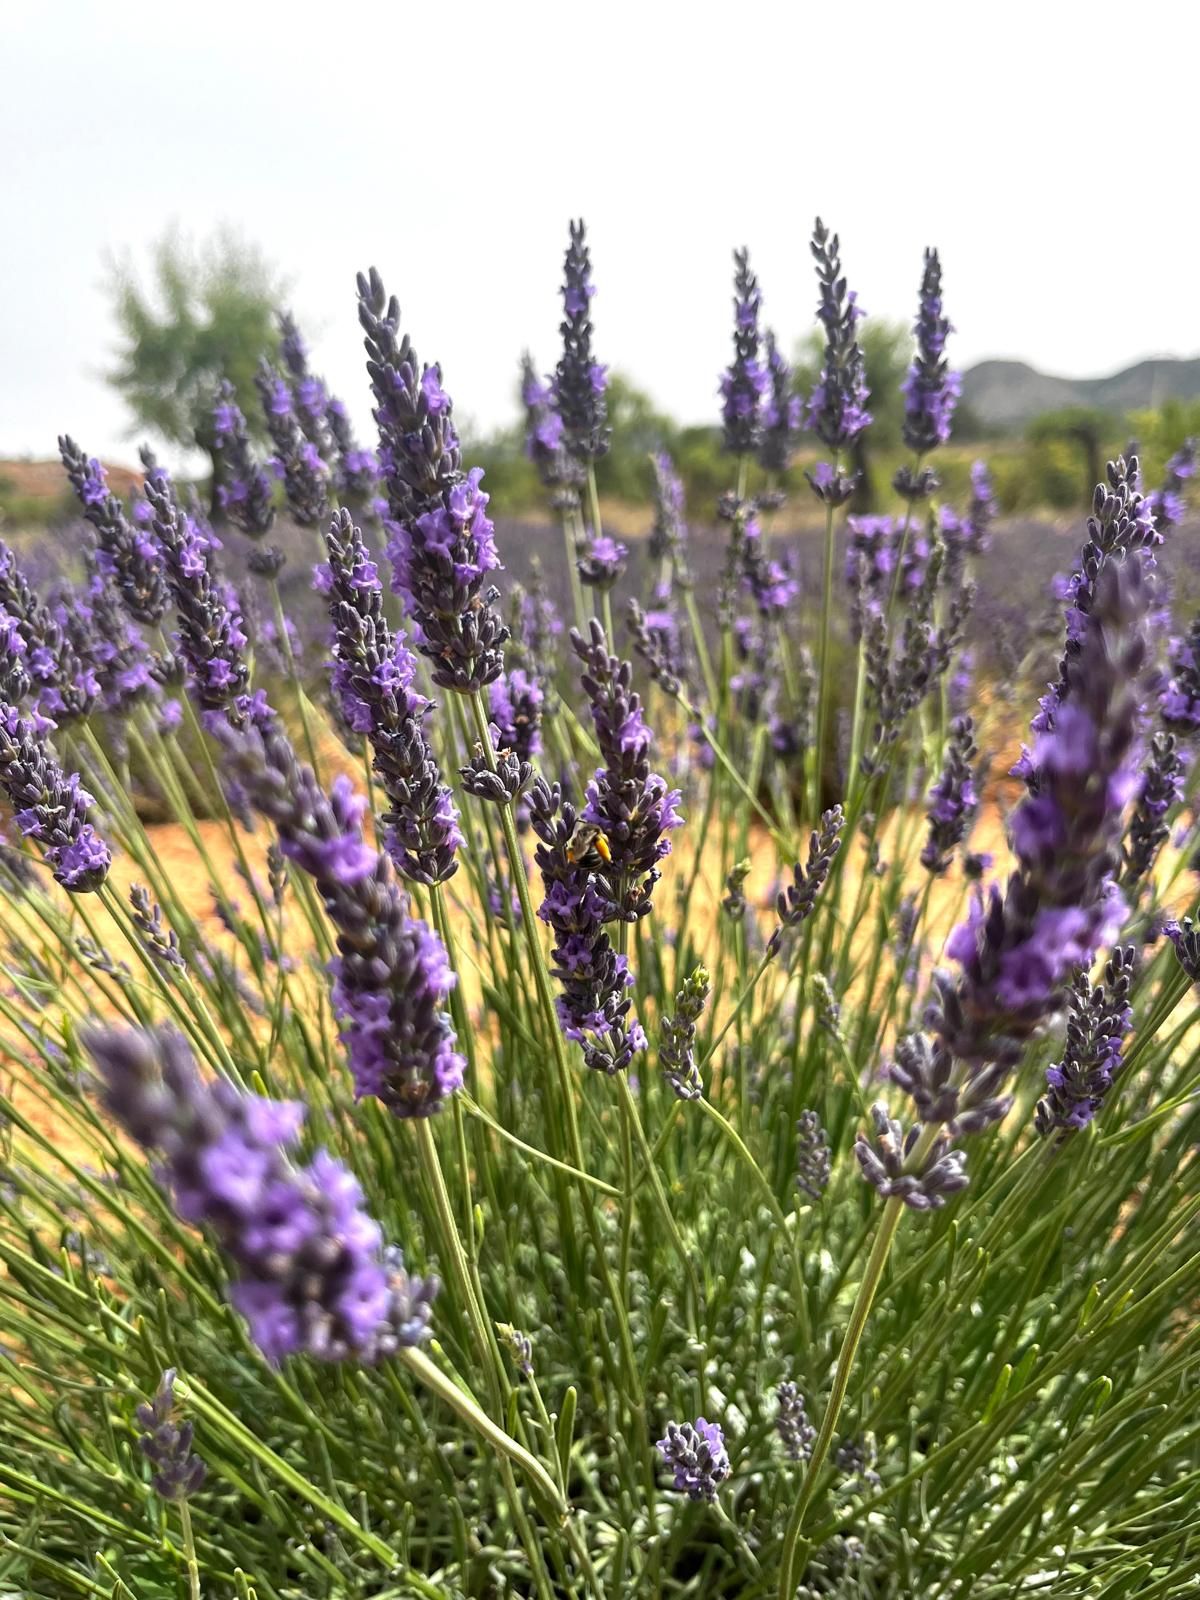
[{"xmin": 4, "ymin": 0, "xmax": 1198, "ymax": 467}]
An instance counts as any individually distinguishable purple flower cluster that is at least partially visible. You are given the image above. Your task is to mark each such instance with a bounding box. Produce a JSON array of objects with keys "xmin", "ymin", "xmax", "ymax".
[
  {"xmin": 86, "ymin": 1025, "xmax": 438, "ymax": 1363},
  {"xmin": 1122, "ymin": 731, "xmax": 1186, "ymax": 887},
  {"xmin": 845, "ymin": 515, "xmax": 932, "ymax": 602},
  {"xmin": 0, "ymin": 706, "xmax": 111, "ymax": 892},
  {"xmin": 656, "ymin": 1417, "xmax": 730, "ymax": 1502},
  {"xmin": 136, "ymin": 1370, "xmax": 206, "ymax": 1500},
  {"xmin": 769, "ymin": 807, "xmax": 845, "ymax": 958},
  {"xmin": 759, "ymin": 331, "xmax": 802, "ymax": 475},
  {"xmin": 1146, "ymin": 438, "xmax": 1195, "ymax": 534},
  {"xmin": 571, "ymin": 620, "xmax": 683, "ymax": 922},
  {"xmin": 255, "ymin": 360, "xmax": 330, "ymax": 528},
  {"xmin": 577, "ymin": 534, "xmax": 628, "ymax": 591},
  {"xmin": 528, "ymin": 777, "xmax": 646, "ymax": 1074},
  {"xmin": 1035, "ymin": 457, "xmax": 1159, "ymax": 733},
  {"xmin": 1035, "ymin": 947, "xmax": 1135, "ymax": 1136},
  {"xmin": 58, "ymin": 437, "xmax": 169, "ymax": 626},
  {"xmin": 649, "ymin": 451, "xmax": 690, "ymax": 579},
  {"xmin": 805, "ymin": 218, "xmax": 871, "ymax": 453},
  {"xmin": 211, "ymin": 382, "xmax": 276, "ymax": 536},
  {"xmin": 553, "ymin": 220, "xmax": 609, "ymax": 464},
  {"xmin": 520, "ymin": 353, "xmax": 581, "ymax": 502},
  {"xmin": 489, "ymin": 668, "xmax": 543, "ymax": 763},
  {"xmin": 921, "ymin": 716, "xmax": 979, "ymax": 875},
  {"xmin": 740, "ymin": 510, "xmax": 798, "ymax": 619},
  {"xmin": 775, "ymin": 1382, "xmax": 816, "ymax": 1462},
  {"xmin": 216, "ymin": 717, "xmax": 464, "ymax": 1116},
  {"xmin": 0, "ymin": 539, "xmax": 99, "ymax": 725},
  {"xmin": 1160, "ymin": 617, "xmax": 1200, "ymax": 730},
  {"xmin": 901, "ymin": 248, "xmax": 960, "ymax": 454},
  {"xmin": 719, "ymin": 248, "xmax": 768, "ymax": 457},
  {"xmin": 319, "ymin": 508, "xmax": 461, "ymax": 886},
  {"xmin": 859, "ymin": 513, "xmax": 1149, "ymax": 1210},
  {"xmin": 939, "ymin": 461, "xmax": 997, "ymax": 585},
  {"xmin": 145, "ymin": 472, "xmax": 253, "ymax": 721},
  {"xmin": 358, "ymin": 268, "xmax": 508, "ymax": 692}
]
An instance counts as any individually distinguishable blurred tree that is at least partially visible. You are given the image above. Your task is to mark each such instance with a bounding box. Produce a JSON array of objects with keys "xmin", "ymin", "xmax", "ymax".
[
  {"xmin": 594, "ymin": 373, "xmax": 683, "ymax": 501},
  {"xmin": 794, "ymin": 319, "xmax": 912, "ymax": 510},
  {"xmin": 1026, "ymin": 406, "xmax": 1114, "ymax": 505},
  {"xmin": 106, "ymin": 229, "xmax": 284, "ymax": 511}
]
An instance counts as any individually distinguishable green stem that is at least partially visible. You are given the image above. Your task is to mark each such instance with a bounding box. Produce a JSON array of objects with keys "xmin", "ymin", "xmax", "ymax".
[
  {"xmin": 177, "ymin": 1499, "xmax": 201, "ymax": 1600},
  {"xmin": 811, "ymin": 479, "xmax": 839, "ymax": 820}
]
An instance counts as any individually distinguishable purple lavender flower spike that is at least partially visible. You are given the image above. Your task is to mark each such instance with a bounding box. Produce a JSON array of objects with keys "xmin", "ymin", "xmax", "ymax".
[
  {"xmin": 528, "ymin": 777, "xmax": 646, "ymax": 1074},
  {"xmin": 553, "ymin": 221, "xmax": 609, "ymax": 465},
  {"xmin": 775, "ymin": 1383, "xmax": 816, "ymax": 1462},
  {"xmin": 1146, "ymin": 438, "xmax": 1195, "ymax": 535},
  {"xmin": 58, "ymin": 437, "xmax": 169, "ymax": 626},
  {"xmin": 521, "ymin": 352, "xmax": 582, "ymax": 504},
  {"xmin": 254, "ymin": 359, "xmax": 330, "ymax": 528},
  {"xmin": 1122, "ymin": 731, "xmax": 1186, "ymax": 888},
  {"xmin": 86, "ymin": 1025, "xmax": 438, "ymax": 1362},
  {"xmin": 900, "ymin": 248, "xmax": 960, "ymax": 455},
  {"xmin": 135, "ymin": 1370, "xmax": 206, "ymax": 1500},
  {"xmin": 211, "ymin": 381, "xmax": 276, "ymax": 536},
  {"xmin": 719, "ymin": 248, "xmax": 769, "ymax": 457},
  {"xmin": 805, "ymin": 219, "xmax": 871, "ymax": 452},
  {"xmin": 769, "ymin": 807, "xmax": 844, "ymax": 957},
  {"xmin": 649, "ymin": 452, "xmax": 691, "ymax": 581},
  {"xmin": 577, "ymin": 535, "xmax": 628, "ymax": 591},
  {"xmin": 656, "ymin": 1417, "xmax": 730, "ymax": 1502},
  {"xmin": 0, "ymin": 709, "xmax": 110, "ymax": 893},
  {"xmin": 276, "ymin": 312, "xmax": 331, "ymax": 449},
  {"xmin": 570, "ymin": 619, "xmax": 683, "ymax": 923},
  {"xmin": 321, "ymin": 507, "xmax": 461, "ymax": 886},
  {"xmin": 215, "ymin": 716, "xmax": 464, "ymax": 1116},
  {"xmin": 489, "ymin": 668, "xmax": 543, "ymax": 763},
  {"xmin": 145, "ymin": 469, "xmax": 254, "ymax": 723},
  {"xmin": 0, "ymin": 537, "xmax": 98, "ymax": 725},
  {"xmin": 1035, "ymin": 947, "xmax": 1135, "ymax": 1136},
  {"xmin": 758, "ymin": 330, "xmax": 802, "ymax": 475},
  {"xmin": 659, "ymin": 965, "xmax": 710, "ymax": 1101},
  {"xmin": 1160, "ymin": 616, "xmax": 1200, "ymax": 730},
  {"xmin": 921, "ymin": 716, "xmax": 978, "ymax": 875},
  {"xmin": 358, "ymin": 267, "xmax": 509, "ymax": 692}
]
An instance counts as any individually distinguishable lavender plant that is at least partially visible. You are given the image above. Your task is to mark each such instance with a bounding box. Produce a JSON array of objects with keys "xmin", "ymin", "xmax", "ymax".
[{"xmin": 3, "ymin": 225, "xmax": 1200, "ymax": 1600}]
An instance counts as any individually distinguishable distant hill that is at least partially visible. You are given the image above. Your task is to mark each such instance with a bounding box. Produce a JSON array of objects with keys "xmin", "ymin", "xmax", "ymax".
[{"xmin": 962, "ymin": 356, "xmax": 1200, "ymax": 430}]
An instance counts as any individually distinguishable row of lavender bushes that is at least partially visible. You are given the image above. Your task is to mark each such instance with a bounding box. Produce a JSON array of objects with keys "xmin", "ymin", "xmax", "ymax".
[{"xmin": 1, "ymin": 217, "xmax": 1199, "ymax": 1599}]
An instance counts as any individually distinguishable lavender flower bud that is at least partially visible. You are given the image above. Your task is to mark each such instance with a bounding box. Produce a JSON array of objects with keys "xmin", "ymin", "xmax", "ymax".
[
  {"xmin": 497, "ymin": 1323, "xmax": 535, "ymax": 1379},
  {"xmin": 0, "ymin": 539, "xmax": 98, "ymax": 724},
  {"xmin": 1165, "ymin": 916, "xmax": 1200, "ymax": 983},
  {"xmin": 211, "ymin": 381, "xmax": 276, "ymax": 535},
  {"xmin": 627, "ymin": 599, "xmax": 683, "ymax": 699},
  {"xmin": 571, "ymin": 620, "xmax": 683, "ymax": 923},
  {"xmin": 554, "ymin": 220, "xmax": 609, "ymax": 464},
  {"xmin": 901, "ymin": 248, "xmax": 960, "ymax": 454},
  {"xmin": 358, "ymin": 268, "xmax": 509, "ymax": 692},
  {"xmin": 656, "ymin": 1416, "xmax": 730, "ymax": 1502},
  {"xmin": 135, "ymin": 1370, "xmax": 205, "ymax": 1500},
  {"xmin": 921, "ymin": 716, "xmax": 979, "ymax": 874},
  {"xmin": 528, "ymin": 777, "xmax": 646, "ymax": 1075},
  {"xmin": 649, "ymin": 451, "xmax": 690, "ymax": 579},
  {"xmin": 275, "ymin": 311, "xmax": 333, "ymax": 455},
  {"xmin": 805, "ymin": 460, "xmax": 858, "ymax": 507},
  {"xmin": 520, "ymin": 353, "xmax": 581, "ymax": 497},
  {"xmin": 460, "ymin": 736, "xmax": 532, "ymax": 806},
  {"xmin": 145, "ymin": 471, "xmax": 252, "ymax": 722},
  {"xmin": 216, "ymin": 718, "xmax": 465, "ymax": 1116},
  {"xmin": 769, "ymin": 806, "xmax": 844, "ymax": 956},
  {"xmin": 795, "ymin": 1109, "xmax": 831, "ymax": 1199},
  {"xmin": 660, "ymin": 965, "xmax": 710, "ymax": 1101},
  {"xmin": 58, "ymin": 437, "xmax": 169, "ymax": 626},
  {"xmin": 758, "ymin": 331, "xmax": 802, "ymax": 474},
  {"xmin": 811, "ymin": 973, "xmax": 841, "ymax": 1037},
  {"xmin": 775, "ymin": 1382, "xmax": 815, "ymax": 1462},
  {"xmin": 1035, "ymin": 947, "xmax": 1135, "ymax": 1136},
  {"xmin": 0, "ymin": 712, "xmax": 110, "ymax": 892},
  {"xmin": 254, "ymin": 360, "xmax": 330, "ymax": 527},
  {"xmin": 86, "ymin": 1026, "xmax": 437, "ymax": 1362},
  {"xmin": 835, "ymin": 1434, "xmax": 881, "ymax": 1492},
  {"xmin": 1122, "ymin": 731, "xmax": 1186, "ymax": 888},
  {"xmin": 854, "ymin": 1103, "xmax": 969, "ymax": 1211},
  {"xmin": 805, "ymin": 219, "xmax": 871, "ymax": 451},
  {"xmin": 893, "ymin": 463, "xmax": 942, "ymax": 503},
  {"xmin": 320, "ymin": 509, "xmax": 461, "ymax": 885},
  {"xmin": 719, "ymin": 248, "xmax": 768, "ymax": 456},
  {"xmin": 722, "ymin": 857, "xmax": 752, "ymax": 922},
  {"xmin": 130, "ymin": 884, "xmax": 186, "ymax": 972}
]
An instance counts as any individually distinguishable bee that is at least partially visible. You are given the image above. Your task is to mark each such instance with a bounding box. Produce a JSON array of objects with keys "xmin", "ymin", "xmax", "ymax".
[{"xmin": 565, "ymin": 820, "xmax": 612, "ymax": 867}]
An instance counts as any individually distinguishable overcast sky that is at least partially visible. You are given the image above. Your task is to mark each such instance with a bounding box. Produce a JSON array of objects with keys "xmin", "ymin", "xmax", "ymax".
[{"xmin": 4, "ymin": 0, "xmax": 1197, "ymax": 467}]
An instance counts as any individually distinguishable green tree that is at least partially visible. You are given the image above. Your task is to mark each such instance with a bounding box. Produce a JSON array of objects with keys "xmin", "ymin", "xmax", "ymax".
[
  {"xmin": 106, "ymin": 228, "xmax": 285, "ymax": 509},
  {"xmin": 794, "ymin": 318, "xmax": 912, "ymax": 510},
  {"xmin": 1026, "ymin": 406, "xmax": 1116, "ymax": 506}
]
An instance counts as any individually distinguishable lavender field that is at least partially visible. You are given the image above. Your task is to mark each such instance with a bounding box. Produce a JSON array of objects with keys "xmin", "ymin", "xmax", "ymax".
[{"xmin": 0, "ymin": 207, "xmax": 1198, "ymax": 1600}]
